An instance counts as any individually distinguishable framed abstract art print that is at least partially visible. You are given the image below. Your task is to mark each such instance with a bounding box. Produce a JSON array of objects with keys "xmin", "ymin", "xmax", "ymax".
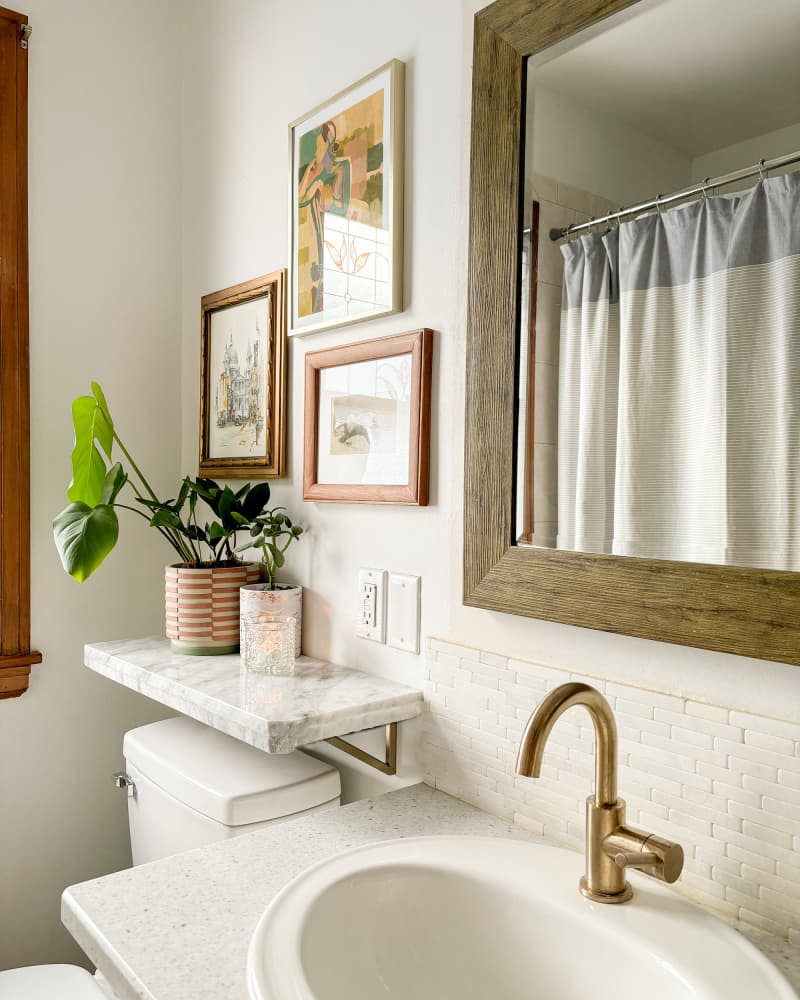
[
  {"xmin": 304, "ymin": 329, "xmax": 433, "ymax": 504},
  {"xmin": 199, "ymin": 270, "xmax": 287, "ymax": 478},
  {"xmin": 289, "ymin": 60, "xmax": 404, "ymax": 337}
]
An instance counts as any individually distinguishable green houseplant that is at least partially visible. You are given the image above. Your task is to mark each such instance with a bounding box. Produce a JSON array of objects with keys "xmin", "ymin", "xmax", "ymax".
[
  {"xmin": 238, "ymin": 507, "xmax": 305, "ymax": 658},
  {"xmin": 53, "ymin": 382, "xmax": 278, "ymax": 654},
  {"xmin": 245, "ymin": 508, "xmax": 304, "ymax": 590}
]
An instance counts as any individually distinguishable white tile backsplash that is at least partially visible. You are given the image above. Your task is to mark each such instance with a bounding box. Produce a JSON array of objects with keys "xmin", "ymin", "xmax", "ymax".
[{"xmin": 422, "ymin": 637, "xmax": 800, "ymax": 941}]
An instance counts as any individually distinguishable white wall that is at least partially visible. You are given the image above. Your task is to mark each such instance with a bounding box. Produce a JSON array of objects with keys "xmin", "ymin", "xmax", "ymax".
[
  {"xmin": 526, "ymin": 84, "xmax": 691, "ymax": 207},
  {"xmin": 178, "ymin": 0, "xmax": 474, "ymax": 794},
  {"xmin": 178, "ymin": 0, "xmax": 800, "ymax": 803},
  {"xmin": 0, "ymin": 1, "xmax": 181, "ymax": 970},
  {"xmin": 181, "ymin": 0, "xmax": 800, "ymax": 732},
  {"xmin": 692, "ymin": 121, "xmax": 800, "ymax": 181}
]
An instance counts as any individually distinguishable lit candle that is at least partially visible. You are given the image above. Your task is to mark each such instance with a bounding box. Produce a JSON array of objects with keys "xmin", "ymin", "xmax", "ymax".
[{"xmin": 241, "ymin": 618, "xmax": 295, "ymax": 675}]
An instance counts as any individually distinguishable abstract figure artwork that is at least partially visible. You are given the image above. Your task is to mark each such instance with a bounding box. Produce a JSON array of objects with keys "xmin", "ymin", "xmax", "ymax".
[{"xmin": 289, "ymin": 61, "xmax": 404, "ymax": 336}]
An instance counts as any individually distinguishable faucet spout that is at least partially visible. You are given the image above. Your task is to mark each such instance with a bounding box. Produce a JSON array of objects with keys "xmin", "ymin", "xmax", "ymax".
[
  {"xmin": 515, "ymin": 681, "xmax": 684, "ymax": 903},
  {"xmin": 516, "ymin": 681, "xmax": 618, "ymax": 806}
]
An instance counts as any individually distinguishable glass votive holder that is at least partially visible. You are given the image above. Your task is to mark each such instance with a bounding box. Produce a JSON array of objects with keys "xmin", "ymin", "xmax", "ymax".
[{"xmin": 240, "ymin": 618, "xmax": 295, "ymax": 676}]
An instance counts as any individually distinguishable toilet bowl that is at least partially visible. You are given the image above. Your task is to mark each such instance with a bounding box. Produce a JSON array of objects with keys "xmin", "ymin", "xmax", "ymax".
[
  {"xmin": 0, "ymin": 964, "xmax": 108, "ymax": 999},
  {"xmin": 4, "ymin": 717, "xmax": 341, "ymax": 993}
]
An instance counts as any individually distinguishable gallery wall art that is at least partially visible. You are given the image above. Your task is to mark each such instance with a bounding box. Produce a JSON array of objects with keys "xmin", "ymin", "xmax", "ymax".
[
  {"xmin": 289, "ymin": 60, "xmax": 404, "ymax": 337},
  {"xmin": 199, "ymin": 270, "xmax": 287, "ymax": 478},
  {"xmin": 304, "ymin": 329, "xmax": 433, "ymax": 504}
]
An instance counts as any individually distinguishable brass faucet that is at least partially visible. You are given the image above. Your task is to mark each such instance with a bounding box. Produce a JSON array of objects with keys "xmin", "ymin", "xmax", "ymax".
[{"xmin": 516, "ymin": 682, "xmax": 684, "ymax": 903}]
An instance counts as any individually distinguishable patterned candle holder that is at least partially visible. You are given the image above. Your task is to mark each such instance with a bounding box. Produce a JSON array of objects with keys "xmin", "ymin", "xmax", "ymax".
[
  {"xmin": 240, "ymin": 618, "xmax": 295, "ymax": 676},
  {"xmin": 240, "ymin": 584, "xmax": 302, "ymax": 657}
]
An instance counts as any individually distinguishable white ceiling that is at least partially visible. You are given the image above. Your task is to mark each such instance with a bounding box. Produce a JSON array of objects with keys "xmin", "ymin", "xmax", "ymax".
[{"xmin": 529, "ymin": 0, "xmax": 800, "ymax": 158}]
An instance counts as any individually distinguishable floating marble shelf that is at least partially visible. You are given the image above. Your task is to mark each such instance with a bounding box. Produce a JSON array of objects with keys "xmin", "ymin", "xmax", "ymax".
[{"xmin": 84, "ymin": 637, "xmax": 423, "ymax": 755}]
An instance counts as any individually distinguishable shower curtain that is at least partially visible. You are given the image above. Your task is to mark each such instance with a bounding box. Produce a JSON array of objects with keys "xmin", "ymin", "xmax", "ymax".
[{"xmin": 557, "ymin": 171, "xmax": 800, "ymax": 570}]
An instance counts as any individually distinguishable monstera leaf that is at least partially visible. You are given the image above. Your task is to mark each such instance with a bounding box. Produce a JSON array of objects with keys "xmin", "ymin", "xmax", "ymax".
[
  {"xmin": 67, "ymin": 387, "xmax": 114, "ymax": 505},
  {"xmin": 53, "ymin": 502, "xmax": 119, "ymax": 582},
  {"xmin": 101, "ymin": 462, "xmax": 127, "ymax": 504}
]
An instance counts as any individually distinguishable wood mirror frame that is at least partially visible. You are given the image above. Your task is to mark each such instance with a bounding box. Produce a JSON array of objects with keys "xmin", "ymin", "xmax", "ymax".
[{"xmin": 464, "ymin": 0, "xmax": 800, "ymax": 665}]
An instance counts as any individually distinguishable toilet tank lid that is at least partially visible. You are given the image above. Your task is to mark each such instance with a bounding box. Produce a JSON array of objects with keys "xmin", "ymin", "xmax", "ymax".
[{"xmin": 123, "ymin": 716, "xmax": 340, "ymax": 827}]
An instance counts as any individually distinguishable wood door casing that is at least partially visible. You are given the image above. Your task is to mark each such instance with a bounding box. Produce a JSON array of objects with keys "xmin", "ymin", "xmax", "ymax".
[{"xmin": 0, "ymin": 5, "xmax": 41, "ymax": 698}]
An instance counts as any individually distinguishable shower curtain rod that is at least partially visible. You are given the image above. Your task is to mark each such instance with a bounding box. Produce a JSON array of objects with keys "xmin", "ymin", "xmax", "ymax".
[{"xmin": 546, "ymin": 148, "xmax": 800, "ymax": 243}]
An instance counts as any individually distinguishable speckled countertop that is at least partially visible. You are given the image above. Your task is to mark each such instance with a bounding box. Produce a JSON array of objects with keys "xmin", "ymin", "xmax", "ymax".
[{"xmin": 62, "ymin": 784, "xmax": 800, "ymax": 1000}]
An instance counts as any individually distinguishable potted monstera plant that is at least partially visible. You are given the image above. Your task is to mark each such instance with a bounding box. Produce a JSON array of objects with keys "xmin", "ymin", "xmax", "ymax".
[
  {"xmin": 53, "ymin": 382, "xmax": 276, "ymax": 655},
  {"xmin": 239, "ymin": 507, "xmax": 304, "ymax": 657}
]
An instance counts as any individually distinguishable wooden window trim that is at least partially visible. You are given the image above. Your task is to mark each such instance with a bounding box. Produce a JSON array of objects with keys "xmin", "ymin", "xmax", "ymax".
[{"xmin": 0, "ymin": 5, "xmax": 40, "ymax": 699}]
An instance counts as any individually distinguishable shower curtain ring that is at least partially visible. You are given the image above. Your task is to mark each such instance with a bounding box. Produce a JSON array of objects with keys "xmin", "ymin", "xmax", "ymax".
[
  {"xmin": 701, "ymin": 178, "xmax": 710, "ymax": 200},
  {"xmin": 656, "ymin": 194, "xmax": 663, "ymax": 216},
  {"xmin": 758, "ymin": 158, "xmax": 768, "ymax": 182}
]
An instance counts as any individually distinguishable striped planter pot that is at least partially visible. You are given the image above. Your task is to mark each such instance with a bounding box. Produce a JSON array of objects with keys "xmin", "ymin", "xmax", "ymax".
[{"xmin": 165, "ymin": 563, "xmax": 260, "ymax": 655}]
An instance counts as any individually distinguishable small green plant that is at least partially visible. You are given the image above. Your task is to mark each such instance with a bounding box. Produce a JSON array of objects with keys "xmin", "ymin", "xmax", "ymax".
[
  {"xmin": 241, "ymin": 508, "xmax": 304, "ymax": 590},
  {"xmin": 53, "ymin": 382, "xmax": 275, "ymax": 581}
]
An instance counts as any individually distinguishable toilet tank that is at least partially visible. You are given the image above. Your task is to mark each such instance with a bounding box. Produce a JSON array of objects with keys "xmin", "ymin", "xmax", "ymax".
[{"xmin": 122, "ymin": 717, "xmax": 341, "ymax": 865}]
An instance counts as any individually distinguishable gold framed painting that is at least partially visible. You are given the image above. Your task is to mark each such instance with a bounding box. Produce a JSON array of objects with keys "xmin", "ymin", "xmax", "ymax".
[
  {"xmin": 288, "ymin": 60, "xmax": 404, "ymax": 337},
  {"xmin": 199, "ymin": 270, "xmax": 287, "ymax": 479}
]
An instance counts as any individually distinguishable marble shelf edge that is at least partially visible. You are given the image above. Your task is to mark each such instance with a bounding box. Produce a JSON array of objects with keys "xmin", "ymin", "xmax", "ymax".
[{"xmin": 84, "ymin": 637, "xmax": 423, "ymax": 754}]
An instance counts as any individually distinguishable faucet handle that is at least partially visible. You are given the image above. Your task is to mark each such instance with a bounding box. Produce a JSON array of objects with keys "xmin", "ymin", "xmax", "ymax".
[
  {"xmin": 604, "ymin": 827, "xmax": 684, "ymax": 884},
  {"xmin": 611, "ymin": 850, "xmax": 660, "ymax": 870}
]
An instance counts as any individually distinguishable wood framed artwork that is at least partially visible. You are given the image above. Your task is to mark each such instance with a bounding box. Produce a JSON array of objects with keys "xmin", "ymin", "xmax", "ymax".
[
  {"xmin": 199, "ymin": 270, "xmax": 287, "ymax": 479},
  {"xmin": 304, "ymin": 329, "xmax": 433, "ymax": 504},
  {"xmin": 288, "ymin": 59, "xmax": 404, "ymax": 337}
]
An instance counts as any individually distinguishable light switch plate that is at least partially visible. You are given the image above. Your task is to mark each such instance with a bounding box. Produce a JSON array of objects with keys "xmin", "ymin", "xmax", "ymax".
[
  {"xmin": 387, "ymin": 573, "xmax": 420, "ymax": 654},
  {"xmin": 356, "ymin": 567, "xmax": 386, "ymax": 642}
]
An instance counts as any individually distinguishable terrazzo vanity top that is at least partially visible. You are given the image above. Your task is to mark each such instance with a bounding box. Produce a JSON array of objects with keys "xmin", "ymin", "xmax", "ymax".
[
  {"xmin": 84, "ymin": 637, "xmax": 423, "ymax": 753},
  {"xmin": 62, "ymin": 784, "xmax": 800, "ymax": 1000}
]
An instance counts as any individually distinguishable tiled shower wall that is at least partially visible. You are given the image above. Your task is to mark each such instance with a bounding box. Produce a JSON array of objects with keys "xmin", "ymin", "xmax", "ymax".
[{"xmin": 422, "ymin": 637, "xmax": 800, "ymax": 943}]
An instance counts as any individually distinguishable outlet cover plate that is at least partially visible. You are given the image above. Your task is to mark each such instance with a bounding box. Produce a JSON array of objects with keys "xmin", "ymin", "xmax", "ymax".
[{"xmin": 387, "ymin": 573, "xmax": 420, "ymax": 654}]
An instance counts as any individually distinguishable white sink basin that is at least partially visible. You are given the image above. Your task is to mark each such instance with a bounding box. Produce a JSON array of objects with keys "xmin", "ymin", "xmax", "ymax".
[{"xmin": 247, "ymin": 836, "xmax": 796, "ymax": 1000}]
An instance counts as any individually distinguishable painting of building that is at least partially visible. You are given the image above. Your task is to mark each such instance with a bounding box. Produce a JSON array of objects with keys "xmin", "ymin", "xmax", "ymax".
[
  {"xmin": 207, "ymin": 293, "xmax": 270, "ymax": 460},
  {"xmin": 216, "ymin": 329, "xmax": 262, "ymax": 440}
]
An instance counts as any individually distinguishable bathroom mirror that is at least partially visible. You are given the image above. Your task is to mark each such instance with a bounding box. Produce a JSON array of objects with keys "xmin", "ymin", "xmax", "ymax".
[{"xmin": 464, "ymin": 0, "xmax": 800, "ymax": 664}]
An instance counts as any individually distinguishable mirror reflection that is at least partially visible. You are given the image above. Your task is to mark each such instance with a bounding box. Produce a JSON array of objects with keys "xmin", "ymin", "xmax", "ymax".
[{"xmin": 516, "ymin": 0, "xmax": 800, "ymax": 571}]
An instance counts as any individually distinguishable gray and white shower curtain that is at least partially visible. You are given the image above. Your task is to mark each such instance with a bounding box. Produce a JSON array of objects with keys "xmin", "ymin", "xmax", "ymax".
[{"xmin": 557, "ymin": 171, "xmax": 800, "ymax": 570}]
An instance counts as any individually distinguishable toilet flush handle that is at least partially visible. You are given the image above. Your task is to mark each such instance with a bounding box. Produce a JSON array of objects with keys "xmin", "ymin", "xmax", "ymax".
[{"xmin": 111, "ymin": 771, "xmax": 136, "ymax": 799}]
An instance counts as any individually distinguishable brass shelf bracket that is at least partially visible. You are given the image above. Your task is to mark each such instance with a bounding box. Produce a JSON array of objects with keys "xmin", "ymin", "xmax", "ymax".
[{"xmin": 327, "ymin": 722, "xmax": 398, "ymax": 775}]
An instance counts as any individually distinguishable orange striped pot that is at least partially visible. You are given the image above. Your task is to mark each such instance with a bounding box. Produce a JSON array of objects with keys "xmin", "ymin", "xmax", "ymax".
[{"xmin": 165, "ymin": 563, "xmax": 260, "ymax": 655}]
